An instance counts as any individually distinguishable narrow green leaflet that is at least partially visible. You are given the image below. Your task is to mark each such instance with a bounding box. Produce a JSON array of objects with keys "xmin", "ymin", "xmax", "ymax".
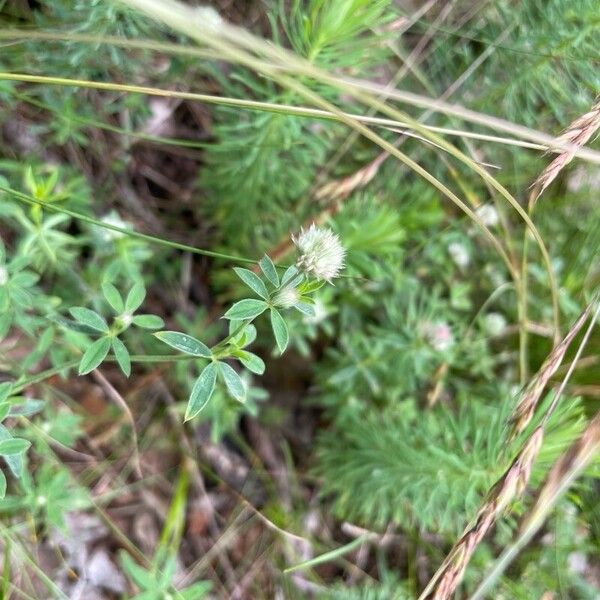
[
  {"xmin": 102, "ymin": 281, "xmax": 124, "ymax": 313},
  {"xmin": 112, "ymin": 337, "xmax": 131, "ymax": 377},
  {"xmin": 132, "ymin": 314, "xmax": 165, "ymax": 329},
  {"xmin": 0, "ymin": 470, "xmax": 6, "ymax": 498},
  {"xmin": 0, "ymin": 437, "xmax": 30, "ymax": 455},
  {"xmin": 235, "ymin": 350, "xmax": 265, "ymax": 375},
  {"xmin": 233, "ymin": 267, "xmax": 269, "ymax": 300},
  {"xmin": 0, "ymin": 402, "xmax": 11, "ymax": 422},
  {"xmin": 125, "ymin": 282, "xmax": 146, "ymax": 313},
  {"xmin": 0, "ymin": 382, "xmax": 13, "ymax": 403},
  {"xmin": 0, "ymin": 424, "xmax": 23, "ymax": 478},
  {"xmin": 270, "ymin": 308, "xmax": 289, "ymax": 354},
  {"xmin": 259, "ymin": 255, "xmax": 279, "ymax": 287},
  {"xmin": 185, "ymin": 362, "xmax": 218, "ymax": 421},
  {"xmin": 223, "ymin": 299, "xmax": 268, "ymax": 320},
  {"xmin": 154, "ymin": 331, "xmax": 211, "ymax": 357},
  {"xmin": 218, "ymin": 362, "xmax": 245, "ymax": 402},
  {"xmin": 8, "ymin": 399, "xmax": 45, "ymax": 417},
  {"xmin": 179, "ymin": 581, "xmax": 212, "ymax": 599},
  {"xmin": 120, "ymin": 551, "xmax": 152, "ymax": 589},
  {"xmin": 299, "ymin": 279, "xmax": 325, "ymax": 294},
  {"xmin": 294, "ymin": 302, "xmax": 316, "ymax": 317},
  {"xmin": 79, "ymin": 336, "xmax": 111, "ymax": 375},
  {"xmin": 280, "ymin": 265, "xmax": 299, "ymax": 286},
  {"xmin": 69, "ymin": 307, "xmax": 109, "ymax": 333}
]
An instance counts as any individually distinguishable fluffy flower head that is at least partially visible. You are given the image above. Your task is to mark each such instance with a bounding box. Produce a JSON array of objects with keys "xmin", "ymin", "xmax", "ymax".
[
  {"xmin": 448, "ymin": 241, "xmax": 470, "ymax": 268},
  {"xmin": 292, "ymin": 224, "xmax": 345, "ymax": 282},
  {"xmin": 420, "ymin": 320, "xmax": 454, "ymax": 352},
  {"xmin": 484, "ymin": 312, "xmax": 507, "ymax": 336},
  {"xmin": 475, "ymin": 204, "xmax": 499, "ymax": 227},
  {"xmin": 273, "ymin": 286, "xmax": 300, "ymax": 309}
]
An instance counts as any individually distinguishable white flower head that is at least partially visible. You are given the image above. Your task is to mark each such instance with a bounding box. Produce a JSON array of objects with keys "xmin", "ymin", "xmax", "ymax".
[
  {"xmin": 475, "ymin": 204, "xmax": 499, "ymax": 227},
  {"xmin": 120, "ymin": 312, "xmax": 133, "ymax": 327},
  {"xmin": 448, "ymin": 241, "xmax": 470, "ymax": 268},
  {"xmin": 273, "ymin": 285, "xmax": 300, "ymax": 309},
  {"xmin": 292, "ymin": 224, "xmax": 345, "ymax": 282},
  {"xmin": 100, "ymin": 211, "xmax": 129, "ymax": 242},
  {"xmin": 420, "ymin": 320, "xmax": 454, "ymax": 352},
  {"xmin": 484, "ymin": 312, "xmax": 507, "ymax": 336}
]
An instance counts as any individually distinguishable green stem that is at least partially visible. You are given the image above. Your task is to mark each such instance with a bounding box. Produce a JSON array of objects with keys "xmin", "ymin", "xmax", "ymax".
[{"xmin": 0, "ymin": 184, "xmax": 255, "ymax": 264}]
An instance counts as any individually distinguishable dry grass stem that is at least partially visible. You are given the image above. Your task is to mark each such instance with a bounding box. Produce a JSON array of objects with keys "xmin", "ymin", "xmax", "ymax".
[
  {"xmin": 530, "ymin": 412, "xmax": 600, "ymax": 527},
  {"xmin": 509, "ymin": 301, "xmax": 594, "ymax": 437},
  {"xmin": 471, "ymin": 411, "xmax": 600, "ymax": 599},
  {"xmin": 419, "ymin": 428, "xmax": 544, "ymax": 600}
]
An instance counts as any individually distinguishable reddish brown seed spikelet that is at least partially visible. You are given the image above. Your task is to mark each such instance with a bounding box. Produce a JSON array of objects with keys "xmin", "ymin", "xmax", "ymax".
[
  {"xmin": 532, "ymin": 98, "xmax": 600, "ymax": 202},
  {"xmin": 509, "ymin": 303, "xmax": 594, "ymax": 437}
]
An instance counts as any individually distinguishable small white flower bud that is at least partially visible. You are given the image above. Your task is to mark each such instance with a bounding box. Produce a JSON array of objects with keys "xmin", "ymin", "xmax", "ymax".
[
  {"xmin": 448, "ymin": 242, "xmax": 470, "ymax": 268},
  {"xmin": 420, "ymin": 320, "xmax": 454, "ymax": 352},
  {"xmin": 100, "ymin": 212, "xmax": 128, "ymax": 242},
  {"xmin": 484, "ymin": 312, "xmax": 506, "ymax": 336},
  {"xmin": 273, "ymin": 286, "xmax": 300, "ymax": 309},
  {"xmin": 0, "ymin": 266, "xmax": 8, "ymax": 286},
  {"xmin": 292, "ymin": 224, "xmax": 345, "ymax": 282},
  {"xmin": 475, "ymin": 204, "xmax": 499, "ymax": 227}
]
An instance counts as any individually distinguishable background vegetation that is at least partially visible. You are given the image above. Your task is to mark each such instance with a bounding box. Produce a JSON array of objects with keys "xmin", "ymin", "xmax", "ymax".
[{"xmin": 0, "ymin": 0, "xmax": 599, "ymax": 598}]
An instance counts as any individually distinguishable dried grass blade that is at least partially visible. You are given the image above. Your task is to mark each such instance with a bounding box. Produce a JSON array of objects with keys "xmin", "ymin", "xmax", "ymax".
[
  {"xmin": 418, "ymin": 428, "xmax": 544, "ymax": 600},
  {"xmin": 470, "ymin": 411, "xmax": 600, "ymax": 600},
  {"xmin": 532, "ymin": 98, "xmax": 600, "ymax": 202},
  {"xmin": 509, "ymin": 300, "xmax": 595, "ymax": 437}
]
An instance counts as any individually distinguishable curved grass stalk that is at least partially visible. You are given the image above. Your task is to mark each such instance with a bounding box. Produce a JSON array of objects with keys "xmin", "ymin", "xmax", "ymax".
[
  {"xmin": 0, "ymin": 71, "xmax": 583, "ymax": 156},
  {"xmin": 0, "ymin": 184, "xmax": 255, "ymax": 264},
  {"xmin": 2, "ymin": 30, "xmax": 600, "ymax": 164}
]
